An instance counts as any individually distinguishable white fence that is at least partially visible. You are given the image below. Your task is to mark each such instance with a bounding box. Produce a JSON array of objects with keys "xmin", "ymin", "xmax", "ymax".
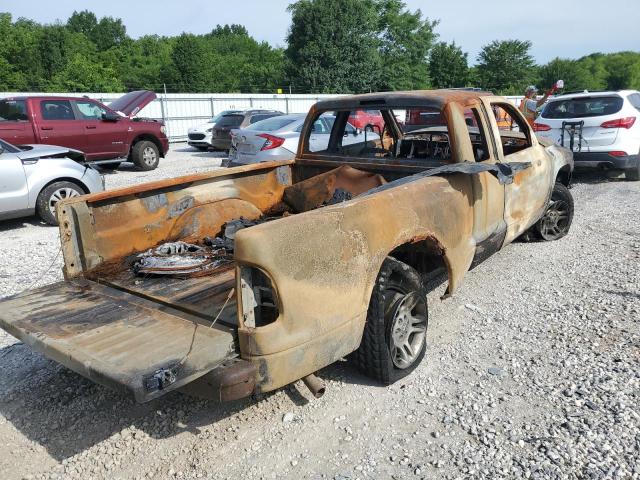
[
  {"xmin": 1, "ymin": 91, "xmax": 525, "ymax": 143},
  {"xmin": 0, "ymin": 92, "xmax": 343, "ymax": 143}
]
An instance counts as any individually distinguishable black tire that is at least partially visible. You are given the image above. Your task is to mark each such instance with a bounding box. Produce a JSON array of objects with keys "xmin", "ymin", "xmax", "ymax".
[
  {"xmin": 353, "ymin": 257, "xmax": 428, "ymax": 385},
  {"xmin": 131, "ymin": 140, "xmax": 160, "ymax": 171},
  {"xmin": 36, "ymin": 181, "xmax": 84, "ymax": 226},
  {"xmin": 626, "ymin": 159, "xmax": 640, "ymax": 181},
  {"xmin": 533, "ymin": 182, "xmax": 574, "ymax": 241}
]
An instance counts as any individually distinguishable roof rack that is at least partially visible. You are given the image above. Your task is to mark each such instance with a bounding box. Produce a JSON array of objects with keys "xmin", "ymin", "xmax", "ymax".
[{"xmin": 556, "ymin": 89, "xmax": 619, "ymax": 96}]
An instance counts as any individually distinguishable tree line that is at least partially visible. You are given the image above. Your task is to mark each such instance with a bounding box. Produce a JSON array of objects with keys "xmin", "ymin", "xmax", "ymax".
[{"xmin": 1, "ymin": 1, "xmax": 639, "ymax": 95}]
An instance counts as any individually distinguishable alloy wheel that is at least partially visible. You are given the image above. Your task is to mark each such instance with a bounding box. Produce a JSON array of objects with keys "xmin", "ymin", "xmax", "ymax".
[
  {"xmin": 539, "ymin": 199, "xmax": 571, "ymax": 240},
  {"xmin": 387, "ymin": 291, "xmax": 428, "ymax": 369}
]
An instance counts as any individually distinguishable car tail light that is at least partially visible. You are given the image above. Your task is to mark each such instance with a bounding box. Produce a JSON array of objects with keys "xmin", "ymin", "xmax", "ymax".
[
  {"xmin": 257, "ymin": 133, "xmax": 285, "ymax": 151},
  {"xmin": 600, "ymin": 117, "xmax": 636, "ymax": 129},
  {"xmin": 609, "ymin": 151, "xmax": 628, "ymax": 157},
  {"xmin": 533, "ymin": 122, "xmax": 552, "ymax": 132}
]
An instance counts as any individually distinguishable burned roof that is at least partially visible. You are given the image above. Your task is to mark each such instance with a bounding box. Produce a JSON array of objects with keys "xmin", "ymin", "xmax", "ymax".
[{"xmin": 314, "ymin": 89, "xmax": 492, "ymax": 111}]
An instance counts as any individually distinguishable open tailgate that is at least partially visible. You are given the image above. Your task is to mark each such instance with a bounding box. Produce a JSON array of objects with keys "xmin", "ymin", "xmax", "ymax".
[{"xmin": 0, "ymin": 279, "xmax": 237, "ymax": 403}]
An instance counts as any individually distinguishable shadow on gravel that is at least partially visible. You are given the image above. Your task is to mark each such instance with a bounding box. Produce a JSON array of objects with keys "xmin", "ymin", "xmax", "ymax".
[
  {"xmin": 0, "ymin": 217, "xmax": 52, "ymax": 232},
  {"xmin": 571, "ymin": 170, "xmax": 627, "ymax": 185},
  {"xmin": 0, "ymin": 344, "xmax": 389, "ymax": 461},
  {"xmin": 603, "ymin": 289, "xmax": 640, "ymax": 301},
  {"xmin": 0, "ymin": 342, "xmax": 254, "ymax": 461}
]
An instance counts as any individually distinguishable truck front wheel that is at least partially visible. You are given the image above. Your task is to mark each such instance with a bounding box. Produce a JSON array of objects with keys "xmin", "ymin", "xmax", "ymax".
[
  {"xmin": 353, "ymin": 257, "xmax": 428, "ymax": 385},
  {"xmin": 534, "ymin": 182, "xmax": 574, "ymax": 241},
  {"xmin": 131, "ymin": 140, "xmax": 160, "ymax": 171}
]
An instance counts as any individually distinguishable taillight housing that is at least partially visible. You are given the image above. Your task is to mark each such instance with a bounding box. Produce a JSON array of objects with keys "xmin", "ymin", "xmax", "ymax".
[
  {"xmin": 609, "ymin": 151, "xmax": 628, "ymax": 157},
  {"xmin": 600, "ymin": 117, "xmax": 636, "ymax": 129},
  {"xmin": 533, "ymin": 122, "xmax": 552, "ymax": 132},
  {"xmin": 257, "ymin": 133, "xmax": 285, "ymax": 151}
]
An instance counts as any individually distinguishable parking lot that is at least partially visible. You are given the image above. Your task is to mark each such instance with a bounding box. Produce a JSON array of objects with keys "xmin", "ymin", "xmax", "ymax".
[{"xmin": 0, "ymin": 147, "xmax": 638, "ymax": 480}]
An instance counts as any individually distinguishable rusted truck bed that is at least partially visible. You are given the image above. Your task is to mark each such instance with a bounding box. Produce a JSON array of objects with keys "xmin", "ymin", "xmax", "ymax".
[{"xmin": 93, "ymin": 267, "xmax": 237, "ymax": 325}]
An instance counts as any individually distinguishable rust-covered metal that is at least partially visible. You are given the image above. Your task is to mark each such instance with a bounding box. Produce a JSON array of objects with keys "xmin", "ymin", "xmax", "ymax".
[{"xmin": 0, "ymin": 89, "xmax": 573, "ymax": 404}]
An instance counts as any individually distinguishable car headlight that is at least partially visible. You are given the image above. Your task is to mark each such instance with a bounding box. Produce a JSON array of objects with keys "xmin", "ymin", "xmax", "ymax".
[
  {"xmin": 206, "ymin": 128, "xmax": 213, "ymax": 133},
  {"xmin": 161, "ymin": 125, "xmax": 167, "ymax": 134}
]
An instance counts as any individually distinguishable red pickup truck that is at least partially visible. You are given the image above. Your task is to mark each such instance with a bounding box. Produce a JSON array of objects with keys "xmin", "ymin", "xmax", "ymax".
[{"xmin": 0, "ymin": 91, "xmax": 169, "ymax": 170}]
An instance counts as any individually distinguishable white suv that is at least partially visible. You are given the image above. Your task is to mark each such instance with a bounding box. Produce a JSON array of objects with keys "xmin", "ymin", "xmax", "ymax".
[{"xmin": 534, "ymin": 90, "xmax": 640, "ymax": 180}]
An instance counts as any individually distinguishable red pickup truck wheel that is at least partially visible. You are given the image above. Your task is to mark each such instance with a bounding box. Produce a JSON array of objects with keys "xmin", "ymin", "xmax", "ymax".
[
  {"xmin": 131, "ymin": 140, "xmax": 160, "ymax": 171},
  {"xmin": 353, "ymin": 257, "xmax": 428, "ymax": 384}
]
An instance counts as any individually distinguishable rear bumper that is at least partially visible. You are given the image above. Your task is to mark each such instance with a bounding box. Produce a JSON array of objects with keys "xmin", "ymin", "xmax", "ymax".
[
  {"xmin": 573, "ymin": 152, "xmax": 640, "ymax": 171},
  {"xmin": 228, "ymin": 147, "xmax": 295, "ymax": 166},
  {"xmin": 211, "ymin": 138, "xmax": 232, "ymax": 150}
]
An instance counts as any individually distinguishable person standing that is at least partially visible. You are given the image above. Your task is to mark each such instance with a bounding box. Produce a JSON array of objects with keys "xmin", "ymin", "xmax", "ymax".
[{"xmin": 520, "ymin": 85, "xmax": 556, "ymax": 127}]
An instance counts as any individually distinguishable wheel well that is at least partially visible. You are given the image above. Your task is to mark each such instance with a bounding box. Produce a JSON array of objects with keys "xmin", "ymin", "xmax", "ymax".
[
  {"xmin": 130, "ymin": 134, "xmax": 164, "ymax": 158},
  {"xmin": 39, "ymin": 177, "xmax": 90, "ymax": 198},
  {"xmin": 556, "ymin": 165, "xmax": 572, "ymax": 187},
  {"xmin": 388, "ymin": 237, "xmax": 450, "ymax": 289}
]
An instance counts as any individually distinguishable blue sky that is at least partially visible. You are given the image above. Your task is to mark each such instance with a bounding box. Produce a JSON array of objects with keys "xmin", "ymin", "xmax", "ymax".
[{"xmin": 2, "ymin": 0, "xmax": 638, "ymax": 64}]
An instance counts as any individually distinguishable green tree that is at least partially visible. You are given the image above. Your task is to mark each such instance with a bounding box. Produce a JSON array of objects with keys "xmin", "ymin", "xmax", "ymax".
[
  {"xmin": 374, "ymin": 0, "xmax": 438, "ymax": 90},
  {"xmin": 66, "ymin": 10, "xmax": 98, "ymax": 37},
  {"xmin": 603, "ymin": 52, "xmax": 640, "ymax": 90},
  {"xmin": 50, "ymin": 53, "xmax": 124, "ymax": 92},
  {"xmin": 285, "ymin": 0, "xmax": 381, "ymax": 93},
  {"xmin": 93, "ymin": 16, "xmax": 127, "ymax": 51},
  {"xmin": 204, "ymin": 24, "xmax": 285, "ymax": 92},
  {"xmin": 170, "ymin": 33, "xmax": 209, "ymax": 92},
  {"xmin": 476, "ymin": 40, "xmax": 536, "ymax": 94},
  {"xmin": 429, "ymin": 41, "xmax": 468, "ymax": 88}
]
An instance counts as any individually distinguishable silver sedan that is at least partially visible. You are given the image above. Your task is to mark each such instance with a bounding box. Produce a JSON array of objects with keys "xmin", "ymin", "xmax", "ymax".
[
  {"xmin": 0, "ymin": 139, "xmax": 105, "ymax": 225},
  {"xmin": 227, "ymin": 113, "xmax": 374, "ymax": 166}
]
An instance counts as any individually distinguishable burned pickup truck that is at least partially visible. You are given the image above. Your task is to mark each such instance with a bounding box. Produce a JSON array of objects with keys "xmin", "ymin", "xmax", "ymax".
[{"xmin": 0, "ymin": 91, "xmax": 574, "ymax": 403}]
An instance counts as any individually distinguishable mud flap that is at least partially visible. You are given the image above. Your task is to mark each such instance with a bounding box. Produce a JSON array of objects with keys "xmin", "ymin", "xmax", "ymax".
[{"xmin": 0, "ymin": 280, "xmax": 237, "ymax": 402}]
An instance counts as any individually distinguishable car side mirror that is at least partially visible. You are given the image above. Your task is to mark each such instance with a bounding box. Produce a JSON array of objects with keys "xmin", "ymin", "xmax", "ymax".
[{"xmin": 101, "ymin": 112, "xmax": 120, "ymax": 122}]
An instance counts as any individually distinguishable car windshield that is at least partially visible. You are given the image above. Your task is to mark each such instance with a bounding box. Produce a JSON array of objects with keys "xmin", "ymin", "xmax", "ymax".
[
  {"xmin": 246, "ymin": 116, "xmax": 299, "ymax": 132},
  {"xmin": 541, "ymin": 96, "xmax": 624, "ymax": 119}
]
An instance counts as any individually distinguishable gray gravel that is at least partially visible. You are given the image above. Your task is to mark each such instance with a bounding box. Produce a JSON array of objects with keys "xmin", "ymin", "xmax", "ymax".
[{"xmin": 0, "ymin": 156, "xmax": 638, "ymax": 480}]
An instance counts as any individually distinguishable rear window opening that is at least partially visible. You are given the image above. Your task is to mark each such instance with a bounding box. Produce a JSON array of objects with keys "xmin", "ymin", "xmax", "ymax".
[
  {"xmin": 217, "ymin": 115, "xmax": 244, "ymax": 128},
  {"xmin": 542, "ymin": 96, "xmax": 624, "ymax": 119}
]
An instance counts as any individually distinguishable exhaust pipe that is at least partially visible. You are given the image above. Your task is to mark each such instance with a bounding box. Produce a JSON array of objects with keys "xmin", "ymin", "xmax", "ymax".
[{"xmin": 302, "ymin": 374, "xmax": 325, "ymax": 398}]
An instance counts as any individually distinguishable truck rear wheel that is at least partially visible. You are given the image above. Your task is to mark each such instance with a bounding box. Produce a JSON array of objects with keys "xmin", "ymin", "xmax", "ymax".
[
  {"xmin": 131, "ymin": 140, "xmax": 159, "ymax": 171},
  {"xmin": 353, "ymin": 257, "xmax": 428, "ymax": 385},
  {"xmin": 36, "ymin": 181, "xmax": 83, "ymax": 226}
]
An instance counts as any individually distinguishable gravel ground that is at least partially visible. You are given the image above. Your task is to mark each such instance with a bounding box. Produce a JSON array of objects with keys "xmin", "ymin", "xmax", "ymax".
[{"xmin": 0, "ymin": 151, "xmax": 638, "ymax": 480}]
